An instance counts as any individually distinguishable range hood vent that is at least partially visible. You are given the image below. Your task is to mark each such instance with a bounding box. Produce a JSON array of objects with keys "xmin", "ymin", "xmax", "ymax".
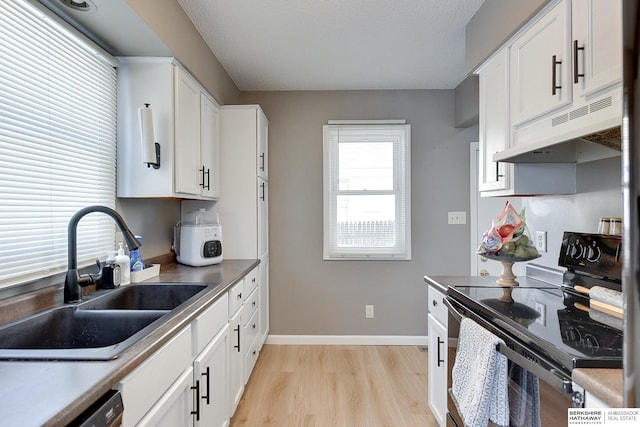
[
  {"xmin": 494, "ymin": 125, "xmax": 622, "ymax": 164},
  {"xmin": 578, "ymin": 126, "xmax": 622, "ymax": 152}
]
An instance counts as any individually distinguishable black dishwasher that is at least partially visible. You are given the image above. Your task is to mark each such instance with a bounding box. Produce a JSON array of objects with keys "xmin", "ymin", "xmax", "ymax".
[{"xmin": 67, "ymin": 390, "xmax": 123, "ymax": 427}]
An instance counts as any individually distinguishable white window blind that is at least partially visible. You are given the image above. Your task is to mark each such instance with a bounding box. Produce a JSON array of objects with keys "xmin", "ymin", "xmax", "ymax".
[
  {"xmin": 0, "ymin": 0, "xmax": 118, "ymax": 288},
  {"xmin": 323, "ymin": 123, "xmax": 411, "ymax": 260}
]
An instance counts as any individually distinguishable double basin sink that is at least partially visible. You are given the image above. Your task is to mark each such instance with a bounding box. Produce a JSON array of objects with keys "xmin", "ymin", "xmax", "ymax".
[{"xmin": 0, "ymin": 283, "xmax": 211, "ymax": 361}]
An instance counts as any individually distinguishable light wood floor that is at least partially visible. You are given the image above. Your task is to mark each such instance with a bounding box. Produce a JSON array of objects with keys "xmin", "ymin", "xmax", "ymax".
[{"xmin": 230, "ymin": 345, "xmax": 438, "ymax": 427}]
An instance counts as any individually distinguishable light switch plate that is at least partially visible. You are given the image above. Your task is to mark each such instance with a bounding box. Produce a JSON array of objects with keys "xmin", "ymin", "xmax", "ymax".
[{"xmin": 448, "ymin": 211, "xmax": 466, "ymax": 225}]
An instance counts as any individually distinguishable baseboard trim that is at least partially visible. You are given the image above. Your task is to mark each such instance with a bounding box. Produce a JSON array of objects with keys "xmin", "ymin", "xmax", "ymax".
[{"xmin": 265, "ymin": 335, "xmax": 428, "ymax": 346}]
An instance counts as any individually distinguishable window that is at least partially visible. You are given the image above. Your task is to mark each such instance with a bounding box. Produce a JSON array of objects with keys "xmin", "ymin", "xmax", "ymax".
[
  {"xmin": 323, "ymin": 122, "xmax": 411, "ymax": 260},
  {"xmin": 0, "ymin": 0, "xmax": 118, "ymax": 288}
]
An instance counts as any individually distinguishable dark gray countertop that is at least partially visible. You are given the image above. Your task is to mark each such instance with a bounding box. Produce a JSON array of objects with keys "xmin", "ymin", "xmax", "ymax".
[{"xmin": 0, "ymin": 259, "xmax": 258, "ymax": 427}]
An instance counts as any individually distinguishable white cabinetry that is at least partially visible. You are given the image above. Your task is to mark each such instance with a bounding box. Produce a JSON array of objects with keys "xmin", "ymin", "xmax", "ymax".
[
  {"xmin": 117, "ymin": 326, "xmax": 192, "ymax": 427},
  {"xmin": 118, "ymin": 293, "xmax": 230, "ymax": 427},
  {"xmin": 228, "ymin": 282, "xmax": 244, "ymax": 416},
  {"xmin": 510, "ymin": 0, "xmax": 571, "ymax": 127},
  {"xmin": 478, "ymin": 48, "xmax": 512, "ymax": 193},
  {"xmin": 571, "ymin": 0, "xmax": 622, "ymax": 99},
  {"xmin": 191, "ymin": 294, "xmax": 229, "ymax": 427},
  {"xmin": 478, "ymin": 48, "xmax": 576, "ymax": 197},
  {"xmin": 117, "ymin": 58, "xmax": 220, "ymax": 199},
  {"xmin": 193, "ymin": 325, "xmax": 229, "ymax": 427},
  {"xmin": 219, "ymin": 105, "xmax": 270, "ymax": 347},
  {"xmin": 503, "ymin": 0, "xmax": 622, "ymax": 158},
  {"xmin": 427, "ymin": 286, "xmax": 448, "ymax": 427},
  {"xmin": 218, "ymin": 105, "xmax": 269, "ymax": 260}
]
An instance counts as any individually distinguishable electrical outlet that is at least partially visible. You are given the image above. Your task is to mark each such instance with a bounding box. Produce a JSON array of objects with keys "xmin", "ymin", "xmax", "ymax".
[
  {"xmin": 534, "ymin": 302, "xmax": 546, "ymax": 325},
  {"xmin": 536, "ymin": 231, "xmax": 547, "ymax": 252},
  {"xmin": 365, "ymin": 305, "xmax": 374, "ymax": 319},
  {"xmin": 448, "ymin": 211, "xmax": 467, "ymax": 225}
]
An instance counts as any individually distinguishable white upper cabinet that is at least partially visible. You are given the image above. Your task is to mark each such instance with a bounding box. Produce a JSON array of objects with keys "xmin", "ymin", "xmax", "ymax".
[
  {"xmin": 174, "ymin": 67, "xmax": 202, "ymax": 196},
  {"xmin": 200, "ymin": 94, "xmax": 221, "ymax": 198},
  {"xmin": 117, "ymin": 58, "xmax": 221, "ymax": 200},
  {"xmin": 492, "ymin": 0, "xmax": 622, "ymax": 162},
  {"xmin": 571, "ymin": 0, "xmax": 622, "ymax": 99},
  {"xmin": 218, "ymin": 105, "xmax": 269, "ymax": 260},
  {"xmin": 478, "ymin": 47, "xmax": 512, "ymax": 193},
  {"xmin": 510, "ymin": 0, "xmax": 572, "ymax": 127}
]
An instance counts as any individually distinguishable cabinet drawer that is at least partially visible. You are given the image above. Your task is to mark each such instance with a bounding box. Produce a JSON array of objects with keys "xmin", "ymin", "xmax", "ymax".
[
  {"xmin": 243, "ymin": 306, "xmax": 259, "ymax": 359},
  {"xmin": 244, "ymin": 313, "xmax": 260, "ymax": 384},
  {"xmin": 428, "ymin": 286, "xmax": 448, "ymax": 325},
  {"xmin": 118, "ymin": 325, "xmax": 192, "ymax": 427},
  {"xmin": 192, "ymin": 293, "xmax": 228, "ymax": 356},
  {"xmin": 228, "ymin": 280, "xmax": 244, "ymax": 316},
  {"xmin": 243, "ymin": 267, "xmax": 259, "ymax": 297},
  {"xmin": 243, "ymin": 287, "xmax": 258, "ymax": 325}
]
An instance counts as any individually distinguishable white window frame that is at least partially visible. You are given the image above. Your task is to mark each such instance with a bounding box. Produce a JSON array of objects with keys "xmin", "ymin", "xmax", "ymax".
[
  {"xmin": 0, "ymin": 0, "xmax": 119, "ymax": 289},
  {"xmin": 323, "ymin": 121, "xmax": 411, "ymax": 260}
]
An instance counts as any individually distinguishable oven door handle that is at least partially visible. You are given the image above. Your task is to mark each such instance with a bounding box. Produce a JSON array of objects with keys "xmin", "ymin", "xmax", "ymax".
[{"xmin": 443, "ymin": 297, "xmax": 573, "ymax": 396}]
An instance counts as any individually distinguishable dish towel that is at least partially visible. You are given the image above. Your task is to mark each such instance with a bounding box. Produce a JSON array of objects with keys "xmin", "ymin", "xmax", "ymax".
[
  {"xmin": 451, "ymin": 317, "xmax": 509, "ymax": 427},
  {"xmin": 508, "ymin": 364, "xmax": 541, "ymax": 427}
]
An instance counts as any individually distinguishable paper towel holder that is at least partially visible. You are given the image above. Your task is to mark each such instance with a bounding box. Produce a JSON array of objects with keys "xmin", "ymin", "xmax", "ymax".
[{"xmin": 139, "ymin": 103, "xmax": 161, "ymax": 169}]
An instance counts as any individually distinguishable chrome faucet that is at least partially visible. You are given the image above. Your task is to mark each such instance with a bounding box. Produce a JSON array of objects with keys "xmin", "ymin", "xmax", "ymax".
[{"xmin": 64, "ymin": 206, "xmax": 140, "ymax": 303}]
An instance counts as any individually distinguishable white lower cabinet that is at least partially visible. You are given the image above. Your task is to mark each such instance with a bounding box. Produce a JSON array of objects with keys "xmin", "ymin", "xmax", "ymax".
[
  {"xmin": 137, "ymin": 367, "xmax": 194, "ymax": 427},
  {"xmin": 193, "ymin": 325, "xmax": 229, "ymax": 427},
  {"xmin": 228, "ymin": 305, "xmax": 244, "ymax": 416},
  {"xmin": 427, "ymin": 286, "xmax": 448, "ymax": 427},
  {"xmin": 258, "ymin": 258, "xmax": 269, "ymax": 345},
  {"xmin": 117, "ymin": 326, "xmax": 192, "ymax": 427},
  {"xmin": 118, "ymin": 267, "xmax": 266, "ymax": 427}
]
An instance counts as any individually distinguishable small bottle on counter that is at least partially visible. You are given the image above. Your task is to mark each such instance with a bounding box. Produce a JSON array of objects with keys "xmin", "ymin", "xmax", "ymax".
[
  {"xmin": 597, "ymin": 217, "xmax": 610, "ymax": 234},
  {"xmin": 610, "ymin": 217, "xmax": 622, "ymax": 236},
  {"xmin": 116, "ymin": 242, "xmax": 131, "ymax": 285},
  {"xmin": 130, "ymin": 235, "xmax": 145, "ymax": 272}
]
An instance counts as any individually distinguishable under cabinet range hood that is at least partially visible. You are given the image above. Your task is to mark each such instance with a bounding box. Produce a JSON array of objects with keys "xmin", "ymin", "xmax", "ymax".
[{"xmin": 494, "ymin": 126, "xmax": 622, "ymax": 164}]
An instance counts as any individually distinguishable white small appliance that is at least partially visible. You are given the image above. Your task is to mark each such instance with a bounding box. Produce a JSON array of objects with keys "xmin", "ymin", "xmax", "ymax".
[{"xmin": 174, "ymin": 209, "xmax": 223, "ymax": 266}]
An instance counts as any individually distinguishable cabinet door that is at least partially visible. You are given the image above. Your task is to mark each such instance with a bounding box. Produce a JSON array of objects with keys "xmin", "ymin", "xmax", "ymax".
[
  {"xmin": 478, "ymin": 48, "xmax": 512, "ymax": 193},
  {"xmin": 194, "ymin": 324, "xmax": 229, "ymax": 427},
  {"xmin": 572, "ymin": 0, "xmax": 622, "ymax": 98},
  {"xmin": 257, "ymin": 177, "xmax": 268, "ymax": 260},
  {"xmin": 200, "ymin": 94, "xmax": 220, "ymax": 198},
  {"xmin": 258, "ymin": 258, "xmax": 269, "ymax": 346},
  {"xmin": 174, "ymin": 67, "xmax": 202, "ymax": 196},
  {"xmin": 228, "ymin": 308, "xmax": 244, "ymax": 416},
  {"xmin": 137, "ymin": 367, "xmax": 194, "ymax": 427},
  {"xmin": 510, "ymin": 0, "xmax": 571, "ymax": 126},
  {"xmin": 428, "ymin": 314, "xmax": 447, "ymax": 427},
  {"xmin": 118, "ymin": 326, "xmax": 192, "ymax": 427},
  {"xmin": 257, "ymin": 109, "xmax": 268, "ymax": 180}
]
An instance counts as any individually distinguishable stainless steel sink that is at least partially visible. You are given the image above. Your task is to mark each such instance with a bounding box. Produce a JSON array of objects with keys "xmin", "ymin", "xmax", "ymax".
[
  {"xmin": 0, "ymin": 283, "xmax": 210, "ymax": 361},
  {"xmin": 80, "ymin": 283, "xmax": 208, "ymax": 311}
]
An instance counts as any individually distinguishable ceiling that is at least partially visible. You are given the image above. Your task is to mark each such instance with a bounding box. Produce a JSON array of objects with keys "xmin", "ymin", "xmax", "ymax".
[{"xmin": 176, "ymin": 0, "xmax": 485, "ymax": 91}]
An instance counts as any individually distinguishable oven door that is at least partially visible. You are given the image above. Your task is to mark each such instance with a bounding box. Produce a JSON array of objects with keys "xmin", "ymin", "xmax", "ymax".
[{"xmin": 443, "ymin": 297, "xmax": 574, "ymax": 427}]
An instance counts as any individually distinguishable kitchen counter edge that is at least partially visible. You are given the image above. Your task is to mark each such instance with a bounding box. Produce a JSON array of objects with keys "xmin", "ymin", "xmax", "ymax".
[{"xmin": 0, "ymin": 259, "xmax": 259, "ymax": 427}]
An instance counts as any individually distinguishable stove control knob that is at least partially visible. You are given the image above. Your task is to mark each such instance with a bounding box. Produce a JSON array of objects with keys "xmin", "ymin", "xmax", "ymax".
[
  {"xmin": 566, "ymin": 327, "xmax": 582, "ymax": 343},
  {"xmin": 583, "ymin": 334, "xmax": 599, "ymax": 351}
]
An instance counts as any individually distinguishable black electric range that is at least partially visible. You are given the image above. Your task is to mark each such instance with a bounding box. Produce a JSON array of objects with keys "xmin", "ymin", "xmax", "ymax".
[{"xmin": 447, "ymin": 232, "xmax": 623, "ymax": 375}]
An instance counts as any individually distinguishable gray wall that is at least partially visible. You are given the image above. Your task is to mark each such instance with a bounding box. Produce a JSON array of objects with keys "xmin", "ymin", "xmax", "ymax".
[
  {"xmin": 115, "ymin": 0, "xmax": 243, "ymax": 260},
  {"xmin": 125, "ymin": 0, "xmax": 241, "ymax": 105},
  {"xmin": 465, "ymin": 0, "xmax": 549, "ymax": 73},
  {"xmin": 241, "ymin": 90, "xmax": 478, "ymax": 336}
]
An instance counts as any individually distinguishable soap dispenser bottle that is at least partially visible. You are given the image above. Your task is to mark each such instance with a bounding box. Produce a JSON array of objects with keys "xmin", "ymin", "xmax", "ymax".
[{"xmin": 116, "ymin": 243, "xmax": 131, "ymax": 285}]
